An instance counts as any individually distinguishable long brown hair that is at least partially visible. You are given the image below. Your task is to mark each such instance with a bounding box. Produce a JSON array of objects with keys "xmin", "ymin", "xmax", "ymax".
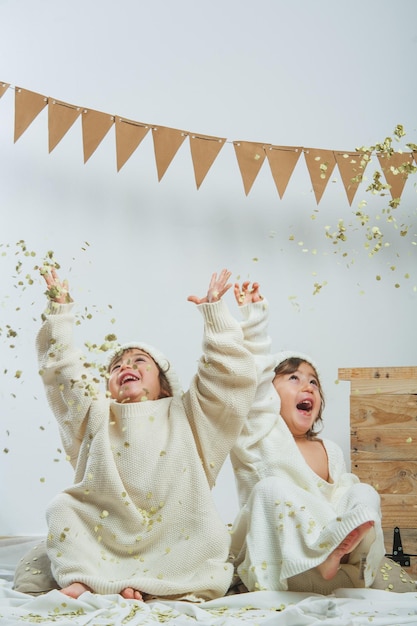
[{"xmin": 273, "ymin": 357, "xmax": 325, "ymax": 439}]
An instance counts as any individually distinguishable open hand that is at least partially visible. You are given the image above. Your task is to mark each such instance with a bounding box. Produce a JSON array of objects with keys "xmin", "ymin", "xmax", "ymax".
[
  {"xmin": 188, "ymin": 269, "xmax": 232, "ymax": 305},
  {"xmin": 41, "ymin": 267, "xmax": 72, "ymax": 303},
  {"xmin": 234, "ymin": 281, "xmax": 263, "ymax": 306}
]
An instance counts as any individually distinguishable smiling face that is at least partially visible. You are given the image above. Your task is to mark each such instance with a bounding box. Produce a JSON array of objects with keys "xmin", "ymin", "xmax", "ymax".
[
  {"xmin": 107, "ymin": 348, "xmax": 168, "ymax": 403},
  {"xmin": 272, "ymin": 360, "xmax": 323, "ymax": 438}
]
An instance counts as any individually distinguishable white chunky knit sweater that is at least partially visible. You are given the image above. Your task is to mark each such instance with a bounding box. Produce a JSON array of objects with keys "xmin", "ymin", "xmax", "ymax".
[
  {"xmin": 37, "ymin": 298, "xmax": 256, "ymax": 600},
  {"xmin": 230, "ymin": 300, "xmax": 385, "ymax": 591}
]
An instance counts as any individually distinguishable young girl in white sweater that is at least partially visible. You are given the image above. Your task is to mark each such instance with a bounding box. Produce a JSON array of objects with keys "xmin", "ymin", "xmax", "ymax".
[
  {"xmin": 230, "ymin": 282, "xmax": 386, "ymax": 594},
  {"xmin": 16, "ymin": 267, "xmax": 256, "ymax": 602}
]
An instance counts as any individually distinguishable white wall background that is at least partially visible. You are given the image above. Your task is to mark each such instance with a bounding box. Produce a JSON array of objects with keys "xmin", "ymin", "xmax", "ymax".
[{"xmin": 0, "ymin": 0, "xmax": 416, "ymax": 536}]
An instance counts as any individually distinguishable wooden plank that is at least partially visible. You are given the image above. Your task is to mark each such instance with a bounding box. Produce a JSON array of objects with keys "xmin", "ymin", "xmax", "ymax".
[
  {"xmin": 351, "ymin": 427, "xmax": 417, "ymax": 460},
  {"xmin": 343, "ymin": 364, "xmax": 417, "ymax": 578},
  {"xmin": 379, "ymin": 495, "xmax": 417, "ymax": 527},
  {"xmin": 338, "ymin": 366, "xmax": 417, "ymax": 381},
  {"xmin": 352, "ymin": 460, "xmax": 417, "ymax": 495},
  {"xmin": 350, "ymin": 395, "xmax": 417, "ymax": 428},
  {"xmin": 347, "ymin": 379, "xmax": 417, "ymax": 395}
]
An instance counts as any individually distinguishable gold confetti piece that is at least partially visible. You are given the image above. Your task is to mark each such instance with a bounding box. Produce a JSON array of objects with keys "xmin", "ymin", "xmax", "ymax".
[
  {"xmin": 406, "ymin": 437, "xmax": 412, "ymax": 443},
  {"xmin": 100, "ymin": 510, "xmax": 109, "ymax": 518}
]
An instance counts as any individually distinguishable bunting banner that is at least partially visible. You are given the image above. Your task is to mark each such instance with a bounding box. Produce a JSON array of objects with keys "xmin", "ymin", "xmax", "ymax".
[
  {"xmin": 2, "ymin": 82, "xmax": 416, "ymax": 204},
  {"xmin": 152, "ymin": 125, "xmax": 188, "ymax": 181},
  {"xmin": 14, "ymin": 87, "xmax": 48, "ymax": 142},
  {"xmin": 0, "ymin": 81, "xmax": 10, "ymax": 99},
  {"xmin": 189, "ymin": 133, "xmax": 226, "ymax": 189},
  {"xmin": 115, "ymin": 117, "xmax": 149, "ymax": 172},
  {"xmin": 376, "ymin": 151, "xmax": 415, "ymax": 200},
  {"xmin": 81, "ymin": 108, "xmax": 115, "ymax": 164},
  {"xmin": 48, "ymin": 99, "xmax": 82, "ymax": 153},
  {"xmin": 304, "ymin": 148, "xmax": 337, "ymax": 205},
  {"xmin": 265, "ymin": 146, "xmax": 302, "ymax": 199}
]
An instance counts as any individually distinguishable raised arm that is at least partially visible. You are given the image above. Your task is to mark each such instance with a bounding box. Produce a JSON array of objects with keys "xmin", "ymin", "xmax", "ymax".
[
  {"xmin": 37, "ymin": 267, "xmax": 99, "ymax": 466},
  {"xmin": 182, "ymin": 269, "xmax": 257, "ymax": 488},
  {"xmin": 230, "ymin": 281, "xmax": 281, "ymax": 507}
]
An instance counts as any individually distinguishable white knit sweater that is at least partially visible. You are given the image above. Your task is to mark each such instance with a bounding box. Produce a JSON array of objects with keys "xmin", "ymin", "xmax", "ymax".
[
  {"xmin": 37, "ymin": 298, "xmax": 256, "ymax": 600},
  {"xmin": 230, "ymin": 300, "xmax": 385, "ymax": 591}
]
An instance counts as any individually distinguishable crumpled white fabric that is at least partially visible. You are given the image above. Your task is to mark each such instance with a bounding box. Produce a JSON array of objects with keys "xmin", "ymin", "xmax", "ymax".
[{"xmin": 0, "ymin": 581, "xmax": 416, "ymax": 625}]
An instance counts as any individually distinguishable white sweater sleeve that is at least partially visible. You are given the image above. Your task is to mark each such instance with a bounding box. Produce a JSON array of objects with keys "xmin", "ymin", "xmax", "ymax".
[
  {"xmin": 230, "ymin": 299, "xmax": 281, "ymax": 506},
  {"xmin": 36, "ymin": 300, "xmax": 100, "ymax": 466},
  {"xmin": 182, "ymin": 298, "xmax": 257, "ymax": 488}
]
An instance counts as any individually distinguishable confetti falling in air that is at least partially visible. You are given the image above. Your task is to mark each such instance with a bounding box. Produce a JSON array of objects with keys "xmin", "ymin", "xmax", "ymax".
[
  {"xmin": 283, "ymin": 125, "xmax": 417, "ymax": 293},
  {"xmin": 1, "ymin": 138, "xmax": 416, "ymax": 475},
  {"xmin": 1, "ymin": 242, "xmax": 124, "ymax": 479}
]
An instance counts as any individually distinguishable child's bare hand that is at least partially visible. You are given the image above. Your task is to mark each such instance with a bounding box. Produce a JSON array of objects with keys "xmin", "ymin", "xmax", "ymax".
[
  {"xmin": 188, "ymin": 269, "xmax": 232, "ymax": 305},
  {"xmin": 41, "ymin": 267, "xmax": 72, "ymax": 303},
  {"xmin": 234, "ymin": 281, "xmax": 263, "ymax": 306}
]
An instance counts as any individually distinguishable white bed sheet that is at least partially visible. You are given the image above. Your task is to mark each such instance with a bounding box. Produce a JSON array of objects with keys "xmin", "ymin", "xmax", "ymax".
[{"xmin": 1, "ymin": 537, "xmax": 416, "ymax": 626}]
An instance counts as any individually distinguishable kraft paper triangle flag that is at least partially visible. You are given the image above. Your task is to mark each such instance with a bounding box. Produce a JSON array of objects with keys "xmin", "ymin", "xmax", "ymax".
[
  {"xmin": 334, "ymin": 151, "xmax": 370, "ymax": 205},
  {"xmin": 48, "ymin": 99, "xmax": 82, "ymax": 153},
  {"xmin": 152, "ymin": 126, "xmax": 187, "ymax": 181},
  {"xmin": 14, "ymin": 87, "xmax": 48, "ymax": 142},
  {"xmin": 189, "ymin": 133, "xmax": 226, "ymax": 189},
  {"xmin": 377, "ymin": 151, "xmax": 414, "ymax": 200},
  {"xmin": 304, "ymin": 148, "xmax": 337, "ymax": 204},
  {"xmin": 265, "ymin": 145, "xmax": 302, "ymax": 199},
  {"xmin": 115, "ymin": 117, "xmax": 150, "ymax": 171},
  {"xmin": 82, "ymin": 108, "xmax": 115, "ymax": 163},
  {"xmin": 233, "ymin": 141, "xmax": 268, "ymax": 195},
  {"xmin": 0, "ymin": 82, "xmax": 10, "ymax": 98}
]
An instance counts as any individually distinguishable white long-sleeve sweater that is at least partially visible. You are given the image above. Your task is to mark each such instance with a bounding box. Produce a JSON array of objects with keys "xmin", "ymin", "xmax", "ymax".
[
  {"xmin": 230, "ymin": 300, "xmax": 385, "ymax": 591},
  {"xmin": 37, "ymin": 298, "xmax": 256, "ymax": 600}
]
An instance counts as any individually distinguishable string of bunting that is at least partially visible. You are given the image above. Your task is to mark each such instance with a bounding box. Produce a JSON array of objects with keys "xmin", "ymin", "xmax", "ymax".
[{"xmin": 1, "ymin": 82, "xmax": 416, "ymax": 204}]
